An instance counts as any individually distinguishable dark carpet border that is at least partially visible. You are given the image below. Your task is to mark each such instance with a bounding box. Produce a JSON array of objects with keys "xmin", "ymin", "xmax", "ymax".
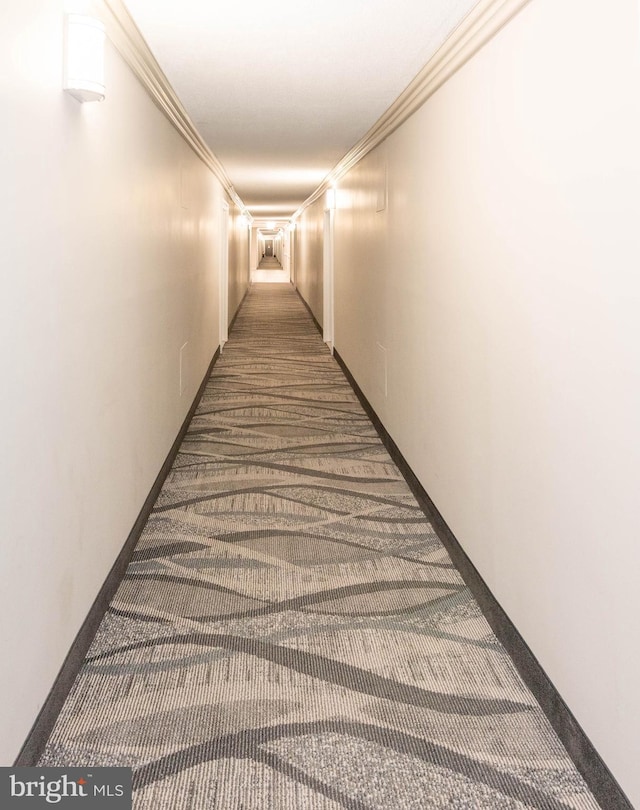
[
  {"xmin": 14, "ymin": 345, "xmax": 221, "ymax": 767},
  {"xmin": 331, "ymin": 347, "xmax": 633, "ymax": 810}
]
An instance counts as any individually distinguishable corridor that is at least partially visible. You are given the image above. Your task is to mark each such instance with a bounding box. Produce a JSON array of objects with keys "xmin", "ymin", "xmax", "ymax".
[
  {"xmin": 38, "ymin": 285, "xmax": 600, "ymax": 809},
  {"xmin": 4, "ymin": 2, "xmax": 640, "ymax": 808}
]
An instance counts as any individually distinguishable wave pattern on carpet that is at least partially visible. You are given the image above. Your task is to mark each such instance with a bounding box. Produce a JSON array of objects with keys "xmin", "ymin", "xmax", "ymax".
[{"xmin": 40, "ymin": 283, "xmax": 601, "ymax": 809}]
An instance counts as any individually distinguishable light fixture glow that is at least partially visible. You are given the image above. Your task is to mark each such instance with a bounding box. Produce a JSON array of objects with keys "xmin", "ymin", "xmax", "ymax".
[
  {"xmin": 64, "ymin": 15, "xmax": 106, "ymax": 103},
  {"xmin": 324, "ymin": 186, "xmax": 338, "ymax": 211}
]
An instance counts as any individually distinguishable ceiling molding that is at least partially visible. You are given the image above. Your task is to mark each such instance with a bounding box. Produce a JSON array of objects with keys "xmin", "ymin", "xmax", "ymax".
[
  {"xmin": 101, "ymin": 0, "xmax": 247, "ymax": 212},
  {"xmin": 292, "ymin": 0, "xmax": 534, "ymax": 220}
]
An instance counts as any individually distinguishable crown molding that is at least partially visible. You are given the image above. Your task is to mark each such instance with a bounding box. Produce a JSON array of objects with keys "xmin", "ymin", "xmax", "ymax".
[
  {"xmin": 97, "ymin": 0, "xmax": 531, "ymax": 222},
  {"xmin": 100, "ymin": 0, "xmax": 246, "ymax": 212},
  {"xmin": 293, "ymin": 0, "xmax": 534, "ymax": 220}
]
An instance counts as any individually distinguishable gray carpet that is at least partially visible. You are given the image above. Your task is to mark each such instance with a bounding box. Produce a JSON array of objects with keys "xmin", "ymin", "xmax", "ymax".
[{"xmin": 39, "ymin": 283, "xmax": 601, "ymax": 809}]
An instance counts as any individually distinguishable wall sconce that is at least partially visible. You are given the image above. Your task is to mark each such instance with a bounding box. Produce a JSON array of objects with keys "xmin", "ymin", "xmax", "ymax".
[
  {"xmin": 64, "ymin": 14, "xmax": 106, "ymax": 103},
  {"xmin": 325, "ymin": 187, "xmax": 336, "ymax": 210}
]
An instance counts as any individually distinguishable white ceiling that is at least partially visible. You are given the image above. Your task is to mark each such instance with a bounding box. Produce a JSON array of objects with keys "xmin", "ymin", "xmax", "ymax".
[{"xmin": 123, "ymin": 0, "xmax": 480, "ymax": 220}]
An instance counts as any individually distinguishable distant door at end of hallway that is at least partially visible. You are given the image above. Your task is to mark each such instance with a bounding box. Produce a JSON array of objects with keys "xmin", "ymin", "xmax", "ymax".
[{"xmin": 265, "ymin": 240, "xmax": 273, "ymax": 257}]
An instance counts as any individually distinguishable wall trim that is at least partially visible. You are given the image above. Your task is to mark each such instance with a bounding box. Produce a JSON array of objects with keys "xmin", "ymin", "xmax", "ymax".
[
  {"xmin": 333, "ymin": 347, "xmax": 634, "ymax": 810},
  {"xmin": 293, "ymin": 0, "xmax": 534, "ymax": 219},
  {"xmin": 14, "ymin": 346, "xmax": 221, "ymax": 767},
  {"xmin": 101, "ymin": 0, "xmax": 246, "ymax": 212},
  {"xmin": 101, "ymin": 0, "xmax": 534, "ymax": 223},
  {"xmin": 102, "ymin": 0, "xmax": 533, "ymax": 224}
]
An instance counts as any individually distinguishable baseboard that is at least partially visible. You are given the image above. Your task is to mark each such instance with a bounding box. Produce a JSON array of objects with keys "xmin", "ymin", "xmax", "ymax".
[
  {"xmin": 14, "ymin": 346, "xmax": 221, "ymax": 767},
  {"xmin": 333, "ymin": 347, "xmax": 633, "ymax": 810}
]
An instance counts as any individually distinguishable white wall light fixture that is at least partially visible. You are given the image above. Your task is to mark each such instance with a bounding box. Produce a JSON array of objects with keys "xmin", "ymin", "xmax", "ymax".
[
  {"xmin": 325, "ymin": 187, "xmax": 336, "ymax": 210},
  {"xmin": 64, "ymin": 14, "xmax": 106, "ymax": 103}
]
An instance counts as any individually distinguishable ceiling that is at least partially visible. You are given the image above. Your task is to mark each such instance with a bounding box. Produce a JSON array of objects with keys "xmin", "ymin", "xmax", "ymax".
[{"xmin": 123, "ymin": 0, "xmax": 480, "ymax": 221}]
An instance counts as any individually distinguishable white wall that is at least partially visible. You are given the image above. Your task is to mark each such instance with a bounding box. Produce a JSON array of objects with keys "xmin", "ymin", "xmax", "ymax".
[
  {"xmin": 228, "ymin": 203, "xmax": 250, "ymax": 323},
  {"xmin": 282, "ymin": 227, "xmax": 291, "ymax": 278},
  {"xmin": 250, "ymin": 226, "xmax": 260, "ymax": 271},
  {"xmin": 0, "ymin": 0, "xmax": 234, "ymax": 764},
  {"xmin": 304, "ymin": 0, "xmax": 640, "ymax": 803},
  {"xmin": 295, "ymin": 198, "xmax": 324, "ymax": 325}
]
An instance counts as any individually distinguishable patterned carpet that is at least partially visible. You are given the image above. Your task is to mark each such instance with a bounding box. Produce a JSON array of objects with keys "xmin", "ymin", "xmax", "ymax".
[
  {"xmin": 258, "ymin": 256, "xmax": 283, "ymax": 268},
  {"xmin": 40, "ymin": 283, "xmax": 601, "ymax": 809}
]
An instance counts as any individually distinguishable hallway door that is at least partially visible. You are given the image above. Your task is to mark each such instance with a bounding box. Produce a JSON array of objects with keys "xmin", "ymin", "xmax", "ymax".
[
  {"xmin": 323, "ymin": 207, "xmax": 334, "ymax": 351},
  {"xmin": 219, "ymin": 202, "xmax": 229, "ymax": 349},
  {"xmin": 265, "ymin": 240, "xmax": 273, "ymax": 257}
]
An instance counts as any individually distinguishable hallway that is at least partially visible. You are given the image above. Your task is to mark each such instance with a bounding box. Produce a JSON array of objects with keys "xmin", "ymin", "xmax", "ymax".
[
  {"xmin": 39, "ymin": 284, "xmax": 599, "ymax": 809},
  {"xmin": 4, "ymin": 2, "xmax": 640, "ymax": 808}
]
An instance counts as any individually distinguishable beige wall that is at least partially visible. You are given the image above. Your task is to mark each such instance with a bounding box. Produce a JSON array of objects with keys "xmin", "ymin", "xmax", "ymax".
[
  {"xmin": 304, "ymin": 0, "xmax": 640, "ymax": 803},
  {"xmin": 0, "ymin": 1, "xmax": 233, "ymax": 764},
  {"xmin": 228, "ymin": 204, "xmax": 250, "ymax": 323},
  {"xmin": 294, "ymin": 198, "xmax": 324, "ymax": 325},
  {"xmin": 250, "ymin": 226, "xmax": 260, "ymax": 272}
]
